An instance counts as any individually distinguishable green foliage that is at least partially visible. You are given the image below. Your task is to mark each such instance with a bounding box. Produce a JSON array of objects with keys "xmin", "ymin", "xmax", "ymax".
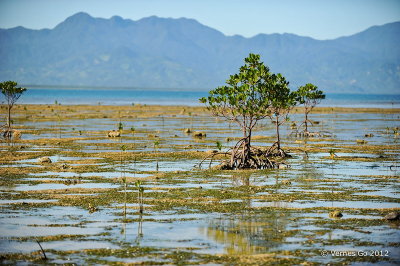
[
  {"xmin": 1, "ymin": 81, "xmax": 27, "ymax": 133},
  {"xmin": 296, "ymin": 83, "xmax": 325, "ymax": 111},
  {"xmin": 200, "ymin": 53, "xmax": 299, "ymax": 161},
  {"xmin": 267, "ymin": 73, "xmax": 296, "ymax": 121},
  {"xmin": 200, "ymin": 53, "xmax": 296, "ymax": 146},
  {"xmin": 0, "ymin": 81, "xmax": 27, "ymax": 107},
  {"xmin": 153, "ymin": 139, "xmax": 160, "ymax": 149},
  {"xmin": 135, "ymin": 180, "xmax": 145, "ymax": 213},
  {"xmin": 216, "ymin": 140, "xmax": 222, "ymax": 151},
  {"xmin": 329, "ymin": 149, "xmax": 337, "ymax": 159},
  {"xmin": 295, "ymin": 83, "xmax": 325, "ymax": 132},
  {"xmin": 266, "ymin": 73, "xmax": 297, "ymax": 151},
  {"xmin": 199, "ymin": 53, "xmax": 273, "ymax": 135},
  {"xmin": 118, "ymin": 122, "xmax": 124, "ymax": 131},
  {"xmin": 135, "ymin": 180, "xmax": 145, "ymax": 193}
]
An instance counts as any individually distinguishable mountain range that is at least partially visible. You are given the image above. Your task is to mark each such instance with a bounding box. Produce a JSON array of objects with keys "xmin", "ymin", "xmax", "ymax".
[{"xmin": 0, "ymin": 12, "xmax": 399, "ymax": 94}]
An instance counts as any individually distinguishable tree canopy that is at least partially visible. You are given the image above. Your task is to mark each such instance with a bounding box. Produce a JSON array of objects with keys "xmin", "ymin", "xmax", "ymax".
[
  {"xmin": 296, "ymin": 83, "xmax": 325, "ymax": 132},
  {"xmin": 1, "ymin": 81, "xmax": 27, "ymax": 108},
  {"xmin": 200, "ymin": 53, "xmax": 298, "ymax": 168},
  {"xmin": 265, "ymin": 73, "xmax": 296, "ymax": 155},
  {"xmin": 1, "ymin": 81, "xmax": 26, "ymax": 138},
  {"xmin": 200, "ymin": 53, "xmax": 272, "ymax": 137},
  {"xmin": 296, "ymin": 83, "xmax": 325, "ymax": 108},
  {"xmin": 268, "ymin": 73, "xmax": 296, "ymax": 115}
]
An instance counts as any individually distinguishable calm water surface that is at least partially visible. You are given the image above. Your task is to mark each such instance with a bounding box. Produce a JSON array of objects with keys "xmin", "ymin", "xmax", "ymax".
[{"xmin": 13, "ymin": 87, "xmax": 400, "ymax": 108}]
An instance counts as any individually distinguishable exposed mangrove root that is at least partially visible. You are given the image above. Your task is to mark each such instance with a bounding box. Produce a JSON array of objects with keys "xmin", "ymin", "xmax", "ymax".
[
  {"xmin": 1, "ymin": 124, "xmax": 12, "ymax": 140},
  {"xmin": 2, "ymin": 130, "xmax": 12, "ymax": 139},
  {"xmin": 264, "ymin": 142, "xmax": 291, "ymax": 158},
  {"xmin": 1, "ymin": 126, "xmax": 22, "ymax": 142},
  {"xmin": 289, "ymin": 119, "xmax": 333, "ymax": 138},
  {"xmin": 198, "ymin": 137, "xmax": 281, "ymax": 170},
  {"xmin": 197, "ymin": 151, "xmax": 231, "ymax": 169},
  {"xmin": 228, "ymin": 137, "xmax": 277, "ymax": 169},
  {"xmin": 290, "ymin": 128, "xmax": 333, "ymax": 138}
]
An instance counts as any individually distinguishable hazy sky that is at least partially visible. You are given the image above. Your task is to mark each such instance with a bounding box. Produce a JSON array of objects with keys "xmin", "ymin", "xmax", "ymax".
[{"xmin": 0, "ymin": 0, "xmax": 399, "ymax": 40}]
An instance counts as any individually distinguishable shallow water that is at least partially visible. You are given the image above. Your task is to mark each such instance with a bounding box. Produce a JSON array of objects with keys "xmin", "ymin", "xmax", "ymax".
[
  {"xmin": 1, "ymin": 107, "xmax": 399, "ymax": 264},
  {"xmin": 120, "ymin": 159, "xmax": 203, "ymax": 172},
  {"xmin": 29, "ymin": 171, "xmax": 151, "ymax": 179},
  {"xmin": 251, "ymin": 200, "xmax": 400, "ymax": 209},
  {"xmin": 0, "ymin": 199, "xmax": 58, "ymax": 205},
  {"xmin": 18, "ymin": 183, "xmax": 118, "ymax": 191}
]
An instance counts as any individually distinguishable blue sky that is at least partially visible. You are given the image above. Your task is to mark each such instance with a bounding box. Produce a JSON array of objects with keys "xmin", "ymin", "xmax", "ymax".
[{"xmin": 0, "ymin": 0, "xmax": 399, "ymax": 39}]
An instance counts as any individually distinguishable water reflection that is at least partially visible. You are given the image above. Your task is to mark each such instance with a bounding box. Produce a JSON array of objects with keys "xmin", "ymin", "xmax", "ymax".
[
  {"xmin": 201, "ymin": 210, "xmax": 290, "ymax": 255},
  {"xmin": 231, "ymin": 172, "xmax": 251, "ymax": 187},
  {"xmin": 135, "ymin": 214, "xmax": 144, "ymax": 245}
]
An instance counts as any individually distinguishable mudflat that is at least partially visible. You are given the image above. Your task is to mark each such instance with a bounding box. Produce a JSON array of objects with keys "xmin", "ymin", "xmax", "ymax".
[{"xmin": 0, "ymin": 104, "xmax": 399, "ymax": 265}]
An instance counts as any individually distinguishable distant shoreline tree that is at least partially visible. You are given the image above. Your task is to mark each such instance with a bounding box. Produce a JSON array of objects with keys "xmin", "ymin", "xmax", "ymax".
[
  {"xmin": 295, "ymin": 83, "xmax": 325, "ymax": 134},
  {"xmin": 1, "ymin": 81, "xmax": 27, "ymax": 139}
]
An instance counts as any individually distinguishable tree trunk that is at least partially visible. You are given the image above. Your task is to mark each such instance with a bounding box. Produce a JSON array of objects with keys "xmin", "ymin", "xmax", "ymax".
[
  {"xmin": 243, "ymin": 128, "xmax": 249, "ymax": 167},
  {"xmin": 244, "ymin": 128, "xmax": 253, "ymax": 168},
  {"xmin": 246, "ymin": 129, "xmax": 252, "ymax": 151},
  {"xmin": 275, "ymin": 117, "xmax": 280, "ymax": 150},
  {"xmin": 7, "ymin": 105, "xmax": 12, "ymax": 131},
  {"xmin": 305, "ymin": 111, "xmax": 308, "ymax": 132}
]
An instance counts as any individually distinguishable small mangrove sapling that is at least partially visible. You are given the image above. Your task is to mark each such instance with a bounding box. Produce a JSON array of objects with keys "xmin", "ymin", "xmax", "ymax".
[
  {"xmin": 295, "ymin": 83, "xmax": 325, "ymax": 134},
  {"xmin": 329, "ymin": 149, "xmax": 337, "ymax": 159},
  {"xmin": 0, "ymin": 81, "xmax": 27, "ymax": 139},
  {"xmin": 135, "ymin": 180, "xmax": 145, "ymax": 213},
  {"xmin": 154, "ymin": 139, "xmax": 160, "ymax": 171},
  {"xmin": 120, "ymin": 145, "xmax": 127, "ymax": 186},
  {"xmin": 120, "ymin": 145, "xmax": 127, "ymax": 215},
  {"xmin": 118, "ymin": 122, "xmax": 124, "ymax": 131},
  {"xmin": 216, "ymin": 140, "xmax": 222, "ymax": 151}
]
